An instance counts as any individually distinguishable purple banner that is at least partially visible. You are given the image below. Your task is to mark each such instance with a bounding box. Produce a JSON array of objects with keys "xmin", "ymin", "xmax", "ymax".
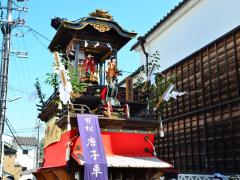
[{"xmin": 77, "ymin": 114, "xmax": 108, "ymax": 180}]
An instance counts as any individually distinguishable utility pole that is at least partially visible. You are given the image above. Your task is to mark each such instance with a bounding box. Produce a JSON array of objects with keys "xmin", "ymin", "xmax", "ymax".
[
  {"xmin": 0, "ymin": 0, "xmax": 27, "ymax": 178},
  {"xmin": 36, "ymin": 119, "xmax": 40, "ymax": 168},
  {"xmin": 0, "ymin": 0, "xmax": 13, "ymax": 178}
]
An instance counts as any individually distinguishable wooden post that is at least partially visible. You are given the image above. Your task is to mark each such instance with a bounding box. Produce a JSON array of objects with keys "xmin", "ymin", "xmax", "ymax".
[{"xmin": 125, "ymin": 77, "xmax": 133, "ymax": 101}]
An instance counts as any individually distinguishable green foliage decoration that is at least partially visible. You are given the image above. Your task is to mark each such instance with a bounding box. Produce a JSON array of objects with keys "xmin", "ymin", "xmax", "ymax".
[
  {"xmin": 68, "ymin": 66, "xmax": 87, "ymax": 94},
  {"xmin": 45, "ymin": 72, "xmax": 59, "ymax": 92},
  {"xmin": 45, "ymin": 61, "xmax": 86, "ymax": 96},
  {"xmin": 34, "ymin": 78, "xmax": 46, "ymax": 109},
  {"xmin": 133, "ymin": 50, "xmax": 176, "ymax": 109}
]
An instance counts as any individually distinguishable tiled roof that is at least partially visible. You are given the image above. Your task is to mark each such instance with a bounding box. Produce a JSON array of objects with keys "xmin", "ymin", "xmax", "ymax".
[
  {"xmin": 131, "ymin": 0, "xmax": 189, "ymax": 51},
  {"xmin": 14, "ymin": 137, "xmax": 38, "ymax": 146}
]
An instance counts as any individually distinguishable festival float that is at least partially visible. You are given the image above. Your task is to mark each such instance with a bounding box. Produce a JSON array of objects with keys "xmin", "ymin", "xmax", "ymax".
[{"xmin": 33, "ymin": 10, "xmax": 176, "ymax": 180}]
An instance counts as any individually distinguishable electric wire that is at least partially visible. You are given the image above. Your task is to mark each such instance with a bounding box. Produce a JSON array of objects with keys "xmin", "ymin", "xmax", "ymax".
[
  {"xmin": 7, "ymin": 117, "xmax": 22, "ymax": 142},
  {"xmin": 8, "ymin": 86, "xmax": 32, "ymax": 95},
  {"xmin": 18, "ymin": 26, "xmax": 35, "ymax": 120},
  {"xmin": 6, "ymin": 118, "xmax": 37, "ymax": 159},
  {"xmin": 12, "ymin": 0, "xmax": 20, "ymax": 8},
  {"xmin": 29, "ymin": 29, "xmax": 48, "ymax": 49},
  {"xmin": 24, "ymin": 26, "xmax": 51, "ymax": 42},
  {"xmin": 5, "ymin": 118, "xmax": 23, "ymax": 151}
]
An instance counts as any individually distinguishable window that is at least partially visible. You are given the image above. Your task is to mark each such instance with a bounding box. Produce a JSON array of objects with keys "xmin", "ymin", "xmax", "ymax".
[
  {"xmin": 22, "ymin": 167, "xmax": 27, "ymax": 171},
  {"xmin": 22, "ymin": 149, "xmax": 28, "ymax": 154}
]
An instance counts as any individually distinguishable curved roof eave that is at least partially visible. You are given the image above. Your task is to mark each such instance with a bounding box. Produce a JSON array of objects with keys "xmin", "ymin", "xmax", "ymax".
[
  {"xmin": 49, "ymin": 16, "xmax": 137, "ymax": 51},
  {"xmin": 63, "ymin": 17, "xmax": 137, "ymax": 38}
]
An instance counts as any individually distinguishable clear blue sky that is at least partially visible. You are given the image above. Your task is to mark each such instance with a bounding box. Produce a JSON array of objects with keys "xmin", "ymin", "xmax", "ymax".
[{"xmin": 4, "ymin": 0, "xmax": 182, "ymax": 138}]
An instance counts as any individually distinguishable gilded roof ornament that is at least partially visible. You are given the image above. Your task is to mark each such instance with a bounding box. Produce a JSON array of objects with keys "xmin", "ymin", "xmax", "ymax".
[
  {"xmin": 90, "ymin": 24, "xmax": 111, "ymax": 32},
  {"xmin": 89, "ymin": 9, "xmax": 113, "ymax": 20}
]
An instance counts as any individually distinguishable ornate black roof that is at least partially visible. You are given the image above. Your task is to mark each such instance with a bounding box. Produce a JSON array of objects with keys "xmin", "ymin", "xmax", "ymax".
[{"xmin": 49, "ymin": 11, "xmax": 137, "ymax": 52}]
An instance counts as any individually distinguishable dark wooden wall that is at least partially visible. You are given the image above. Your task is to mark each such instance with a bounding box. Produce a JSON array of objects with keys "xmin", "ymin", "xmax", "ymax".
[{"xmin": 156, "ymin": 26, "xmax": 240, "ymax": 174}]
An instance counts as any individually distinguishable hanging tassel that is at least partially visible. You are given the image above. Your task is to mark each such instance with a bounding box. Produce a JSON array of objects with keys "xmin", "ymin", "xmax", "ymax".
[
  {"xmin": 66, "ymin": 103, "xmax": 72, "ymax": 173},
  {"xmin": 84, "ymin": 40, "xmax": 88, "ymax": 47},
  {"xmin": 144, "ymin": 136, "xmax": 157, "ymax": 156},
  {"xmin": 65, "ymin": 142, "xmax": 71, "ymax": 173},
  {"xmin": 107, "ymin": 101, "xmax": 111, "ymax": 117},
  {"xmin": 65, "ymin": 142, "xmax": 70, "ymax": 161},
  {"xmin": 159, "ymin": 116, "xmax": 164, "ymax": 137},
  {"xmin": 67, "ymin": 104, "xmax": 71, "ymax": 131},
  {"xmin": 107, "ymin": 43, "xmax": 112, "ymax": 51},
  {"xmin": 125, "ymin": 104, "xmax": 130, "ymax": 118},
  {"xmin": 94, "ymin": 41, "xmax": 100, "ymax": 48}
]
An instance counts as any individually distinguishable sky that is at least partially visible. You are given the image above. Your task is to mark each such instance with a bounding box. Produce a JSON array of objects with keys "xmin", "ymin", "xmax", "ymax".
[{"xmin": 3, "ymin": 0, "xmax": 182, "ymax": 138}]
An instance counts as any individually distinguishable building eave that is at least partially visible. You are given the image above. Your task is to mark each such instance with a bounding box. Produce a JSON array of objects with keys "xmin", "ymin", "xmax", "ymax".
[{"xmin": 49, "ymin": 16, "xmax": 137, "ymax": 52}]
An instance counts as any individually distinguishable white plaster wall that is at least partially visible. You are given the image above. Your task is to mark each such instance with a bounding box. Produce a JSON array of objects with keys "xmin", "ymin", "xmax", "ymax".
[
  {"xmin": 16, "ymin": 146, "xmax": 36, "ymax": 180},
  {"xmin": 15, "ymin": 146, "xmax": 36, "ymax": 170},
  {"xmin": 136, "ymin": 0, "xmax": 240, "ymax": 71},
  {"xmin": 2, "ymin": 134, "xmax": 13, "ymax": 145},
  {"xmin": 1, "ymin": 135, "xmax": 37, "ymax": 179}
]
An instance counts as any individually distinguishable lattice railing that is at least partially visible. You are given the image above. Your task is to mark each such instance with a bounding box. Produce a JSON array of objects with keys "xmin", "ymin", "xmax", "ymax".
[{"xmin": 178, "ymin": 174, "xmax": 229, "ymax": 180}]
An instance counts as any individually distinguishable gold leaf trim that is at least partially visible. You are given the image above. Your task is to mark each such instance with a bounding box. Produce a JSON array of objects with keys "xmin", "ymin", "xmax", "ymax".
[{"xmin": 90, "ymin": 23, "xmax": 111, "ymax": 32}]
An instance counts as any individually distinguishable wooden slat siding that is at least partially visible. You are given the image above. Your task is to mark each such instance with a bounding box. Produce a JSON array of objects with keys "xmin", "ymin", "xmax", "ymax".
[
  {"xmin": 189, "ymin": 55, "xmax": 194, "ymax": 171},
  {"xmin": 232, "ymin": 101, "xmax": 240, "ymax": 170},
  {"xmin": 158, "ymin": 26, "xmax": 240, "ymax": 174},
  {"xmin": 212, "ymin": 109, "xmax": 217, "ymax": 171},
  {"xmin": 178, "ymin": 119, "xmax": 181, "ymax": 171},
  {"xmin": 215, "ymin": 42, "xmax": 222, "ymax": 104},
  {"xmin": 200, "ymin": 49, "xmax": 208, "ymax": 172},
  {"xmin": 228, "ymin": 103, "xmax": 234, "ymax": 172},
  {"xmin": 196, "ymin": 113, "xmax": 201, "ymax": 172},
  {"xmin": 207, "ymin": 47, "xmax": 213, "ymax": 105},
  {"xmin": 169, "ymin": 67, "xmax": 176, "ymax": 167},
  {"xmin": 182, "ymin": 117, "xmax": 187, "ymax": 171},
  {"xmin": 193, "ymin": 55, "xmax": 198, "ymax": 108},
  {"xmin": 189, "ymin": 115, "xmax": 194, "ymax": 172},
  {"xmin": 166, "ymin": 121, "xmax": 170, "ymax": 163},
  {"xmin": 161, "ymin": 35, "xmax": 239, "ymax": 119},
  {"xmin": 222, "ymin": 106, "xmax": 227, "ymax": 171},
  {"xmin": 233, "ymin": 32, "xmax": 240, "ymax": 97},
  {"xmin": 173, "ymin": 120, "xmax": 177, "ymax": 168},
  {"xmin": 180, "ymin": 60, "xmax": 187, "ymax": 172},
  {"xmin": 193, "ymin": 54, "xmax": 201, "ymax": 171},
  {"xmin": 161, "ymin": 126, "xmax": 164, "ymax": 163},
  {"xmin": 172, "ymin": 120, "xmax": 176, "ymax": 167},
  {"xmin": 224, "ymin": 38, "xmax": 231, "ymax": 100}
]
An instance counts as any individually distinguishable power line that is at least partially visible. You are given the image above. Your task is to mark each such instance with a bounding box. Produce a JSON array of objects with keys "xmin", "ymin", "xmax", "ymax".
[
  {"xmin": 5, "ymin": 119, "xmax": 23, "ymax": 151},
  {"xmin": 5, "ymin": 118, "xmax": 36, "ymax": 160},
  {"xmin": 29, "ymin": 29, "xmax": 48, "ymax": 49},
  {"xmin": 24, "ymin": 26, "xmax": 51, "ymax": 42},
  {"xmin": 8, "ymin": 86, "xmax": 32, "ymax": 95}
]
